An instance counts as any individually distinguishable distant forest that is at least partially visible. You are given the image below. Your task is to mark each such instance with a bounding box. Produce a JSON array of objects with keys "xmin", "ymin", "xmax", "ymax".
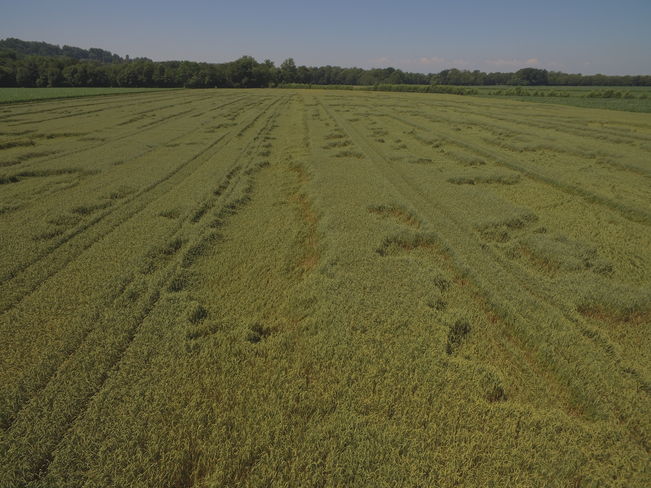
[{"xmin": 1, "ymin": 38, "xmax": 650, "ymax": 88}]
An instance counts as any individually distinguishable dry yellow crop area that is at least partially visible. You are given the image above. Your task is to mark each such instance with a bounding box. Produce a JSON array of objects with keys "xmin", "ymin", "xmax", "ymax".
[{"xmin": 1, "ymin": 89, "xmax": 650, "ymax": 487}]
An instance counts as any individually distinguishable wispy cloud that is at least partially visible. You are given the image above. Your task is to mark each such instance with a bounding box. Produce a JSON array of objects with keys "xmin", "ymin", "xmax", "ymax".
[
  {"xmin": 484, "ymin": 57, "xmax": 542, "ymax": 69},
  {"xmin": 399, "ymin": 56, "xmax": 468, "ymax": 70},
  {"xmin": 417, "ymin": 56, "xmax": 445, "ymax": 65},
  {"xmin": 450, "ymin": 59, "xmax": 470, "ymax": 68},
  {"xmin": 369, "ymin": 56, "xmax": 391, "ymax": 66}
]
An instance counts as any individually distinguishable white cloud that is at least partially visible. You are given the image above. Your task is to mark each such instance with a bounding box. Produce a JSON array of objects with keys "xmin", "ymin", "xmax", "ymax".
[
  {"xmin": 418, "ymin": 56, "xmax": 445, "ymax": 65},
  {"xmin": 485, "ymin": 57, "xmax": 541, "ymax": 69},
  {"xmin": 399, "ymin": 56, "xmax": 465, "ymax": 70},
  {"xmin": 450, "ymin": 59, "xmax": 469, "ymax": 68},
  {"xmin": 485, "ymin": 58, "xmax": 519, "ymax": 68},
  {"xmin": 369, "ymin": 56, "xmax": 391, "ymax": 66}
]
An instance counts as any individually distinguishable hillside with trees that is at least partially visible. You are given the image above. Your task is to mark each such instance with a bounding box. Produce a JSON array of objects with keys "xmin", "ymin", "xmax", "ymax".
[{"xmin": 1, "ymin": 38, "xmax": 650, "ymax": 88}]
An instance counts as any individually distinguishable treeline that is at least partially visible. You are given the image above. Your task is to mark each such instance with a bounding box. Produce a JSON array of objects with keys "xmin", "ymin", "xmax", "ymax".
[
  {"xmin": 1, "ymin": 38, "xmax": 650, "ymax": 88},
  {"xmin": 0, "ymin": 37, "xmax": 126, "ymax": 64},
  {"xmin": 432, "ymin": 68, "xmax": 651, "ymax": 87},
  {"xmin": 279, "ymin": 83, "xmax": 479, "ymax": 95}
]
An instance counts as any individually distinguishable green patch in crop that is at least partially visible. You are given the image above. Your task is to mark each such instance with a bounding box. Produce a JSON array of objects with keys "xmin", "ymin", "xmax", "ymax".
[
  {"xmin": 107, "ymin": 185, "xmax": 135, "ymax": 200},
  {"xmin": 159, "ymin": 208, "xmax": 181, "ymax": 219},
  {"xmin": 0, "ymin": 139, "xmax": 35, "ymax": 150},
  {"xmin": 32, "ymin": 227, "xmax": 64, "ymax": 241},
  {"xmin": 246, "ymin": 322, "xmax": 274, "ymax": 343},
  {"xmin": 322, "ymin": 139, "xmax": 352, "ymax": 149},
  {"xmin": 71, "ymin": 201, "xmax": 112, "ymax": 215},
  {"xmin": 0, "ymin": 174, "xmax": 20, "ymax": 185},
  {"xmin": 186, "ymin": 320, "xmax": 221, "ymax": 341},
  {"xmin": 446, "ymin": 319, "xmax": 471, "ymax": 355},
  {"xmin": 448, "ymin": 174, "xmax": 521, "ymax": 185},
  {"xmin": 477, "ymin": 212, "xmax": 538, "ymax": 242},
  {"xmin": 577, "ymin": 281, "xmax": 650, "ymax": 324},
  {"xmin": 335, "ymin": 149, "xmax": 364, "ymax": 159},
  {"xmin": 377, "ymin": 232, "xmax": 441, "ymax": 256},
  {"xmin": 406, "ymin": 157, "xmax": 434, "ymax": 164},
  {"xmin": 368, "ymin": 204, "xmax": 422, "ymax": 228},
  {"xmin": 48, "ymin": 214, "xmax": 81, "ymax": 227},
  {"xmin": 187, "ymin": 301, "xmax": 208, "ymax": 324},
  {"xmin": 0, "ymin": 87, "xmax": 177, "ymax": 104},
  {"xmin": 517, "ymin": 234, "xmax": 612, "ymax": 275},
  {"xmin": 181, "ymin": 232, "xmax": 221, "ymax": 268}
]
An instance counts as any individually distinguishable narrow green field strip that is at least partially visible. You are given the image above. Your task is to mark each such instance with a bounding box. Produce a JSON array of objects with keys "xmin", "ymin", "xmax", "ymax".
[
  {"xmin": 291, "ymin": 84, "xmax": 651, "ymax": 113},
  {"xmin": 0, "ymin": 89, "xmax": 192, "ymax": 125},
  {"xmin": 0, "ymin": 87, "xmax": 181, "ymax": 105},
  {"xmin": 0, "ymin": 87, "xmax": 178, "ymax": 116},
  {"xmin": 482, "ymin": 94, "xmax": 651, "ymax": 114}
]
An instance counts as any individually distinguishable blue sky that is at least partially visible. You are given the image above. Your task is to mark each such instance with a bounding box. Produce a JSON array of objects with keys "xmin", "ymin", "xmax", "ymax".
[{"xmin": 1, "ymin": 0, "xmax": 650, "ymax": 74}]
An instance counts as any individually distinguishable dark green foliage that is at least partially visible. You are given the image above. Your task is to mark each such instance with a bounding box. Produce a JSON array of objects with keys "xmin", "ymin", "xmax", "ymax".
[
  {"xmin": 16, "ymin": 167, "xmax": 79, "ymax": 178},
  {"xmin": 448, "ymin": 174, "xmax": 521, "ymax": 185},
  {"xmin": 191, "ymin": 201, "xmax": 212, "ymax": 223},
  {"xmin": 0, "ymin": 38, "xmax": 123, "ymax": 63},
  {"xmin": 185, "ymin": 320, "xmax": 221, "ymax": 341},
  {"xmin": 433, "ymin": 276, "xmax": 450, "ymax": 292},
  {"xmin": 159, "ymin": 208, "xmax": 181, "ymax": 219},
  {"xmin": 427, "ymin": 297, "xmax": 447, "ymax": 311},
  {"xmin": 446, "ymin": 319, "xmax": 471, "ymax": 354},
  {"xmin": 0, "ymin": 175, "xmax": 20, "ymax": 184},
  {"xmin": 376, "ymin": 232, "xmax": 440, "ymax": 256},
  {"xmin": 181, "ymin": 232, "xmax": 221, "ymax": 268},
  {"xmin": 161, "ymin": 238, "xmax": 185, "ymax": 256},
  {"xmin": 48, "ymin": 214, "xmax": 80, "ymax": 227},
  {"xmin": 513, "ymin": 68, "xmax": 549, "ymax": 86},
  {"xmin": 519, "ymin": 234, "xmax": 612, "ymax": 275},
  {"xmin": 168, "ymin": 274, "xmax": 189, "ymax": 293},
  {"xmin": 187, "ymin": 302, "xmax": 208, "ymax": 324},
  {"xmin": 71, "ymin": 201, "xmax": 111, "ymax": 215},
  {"xmin": 0, "ymin": 139, "xmax": 35, "ymax": 150},
  {"xmin": 246, "ymin": 322, "xmax": 273, "ymax": 343},
  {"xmin": 3, "ymin": 37, "xmax": 650, "ymax": 91},
  {"xmin": 32, "ymin": 227, "xmax": 64, "ymax": 241}
]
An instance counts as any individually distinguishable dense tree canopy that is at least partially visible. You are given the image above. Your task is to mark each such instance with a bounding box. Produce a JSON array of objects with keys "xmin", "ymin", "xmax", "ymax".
[{"xmin": 1, "ymin": 38, "xmax": 649, "ymax": 89}]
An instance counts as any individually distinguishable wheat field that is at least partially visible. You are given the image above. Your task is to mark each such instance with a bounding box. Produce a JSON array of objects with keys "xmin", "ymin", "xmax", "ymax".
[{"xmin": 0, "ymin": 89, "xmax": 649, "ymax": 487}]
